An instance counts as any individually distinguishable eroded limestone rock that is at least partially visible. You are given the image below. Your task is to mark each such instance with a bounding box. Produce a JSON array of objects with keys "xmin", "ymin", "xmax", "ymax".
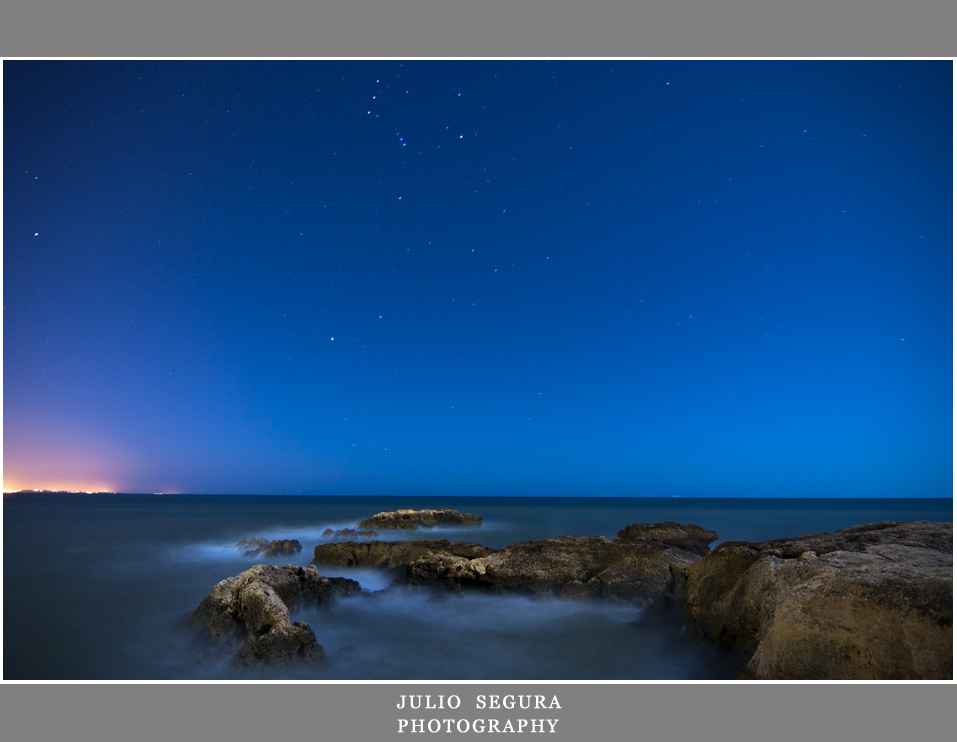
[
  {"xmin": 313, "ymin": 539, "xmax": 492, "ymax": 570},
  {"xmin": 187, "ymin": 564, "xmax": 360, "ymax": 670},
  {"xmin": 312, "ymin": 523, "xmax": 717, "ymax": 607},
  {"xmin": 404, "ymin": 528, "xmax": 714, "ymax": 605},
  {"xmin": 682, "ymin": 521, "xmax": 953, "ymax": 679}
]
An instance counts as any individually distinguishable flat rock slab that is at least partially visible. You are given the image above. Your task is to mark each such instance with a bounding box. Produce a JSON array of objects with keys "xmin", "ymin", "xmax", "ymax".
[
  {"xmin": 405, "ymin": 528, "xmax": 716, "ymax": 605},
  {"xmin": 682, "ymin": 521, "xmax": 953, "ymax": 679},
  {"xmin": 356, "ymin": 508, "xmax": 483, "ymax": 530}
]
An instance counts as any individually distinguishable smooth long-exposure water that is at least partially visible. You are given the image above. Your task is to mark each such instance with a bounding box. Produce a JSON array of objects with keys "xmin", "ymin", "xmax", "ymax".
[{"xmin": 4, "ymin": 494, "xmax": 950, "ymax": 680}]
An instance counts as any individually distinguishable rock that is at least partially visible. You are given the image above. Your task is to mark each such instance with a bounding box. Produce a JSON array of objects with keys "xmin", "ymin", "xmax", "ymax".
[
  {"xmin": 682, "ymin": 521, "xmax": 953, "ymax": 680},
  {"xmin": 392, "ymin": 523, "xmax": 716, "ymax": 606},
  {"xmin": 310, "ymin": 523, "xmax": 715, "ymax": 605},
  {"xmin": 356, "ymin": 508, "xmax": 483, "ymax": 531},
  {"xmin": 237, "ymin": 536, "xmax": 268, "ymax": 556},
  {"xmin": 187, "ymin": 564, "xmax": 360, "ymax": 670},
  {"xmin": 313, "ymin": 539, "xmax": 492, "ymax": 570},
  {"xmin": 616, "ymin": 522, "xmax": 718, "ymax": 557},
  {"xmin": 236, "ymin": 537, "xmax": 303, "ymax": 558},
  {"xmin": 321, "ymin": 527, "xmax": 379, "ymax": 541}
]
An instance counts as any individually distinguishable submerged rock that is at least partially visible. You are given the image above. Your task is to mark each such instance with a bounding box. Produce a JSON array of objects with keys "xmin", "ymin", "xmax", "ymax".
[
  {"xmin": 682, "ymin": 521, "xmax": 953, "ymax": 680},
  {"xmin": 321, "ymin": 527, "xmax": 379, "ymax": 541},
  {"xmin": 187, "ymin": 564, "xmax": 360, "ymax": 670},
  {"xmin": 356, "ymin": 508, "xmax": 483, "ymax": 531},
  {"xmin": 236, "ymin": 537, "xmax": 303, "ymax": 558}
]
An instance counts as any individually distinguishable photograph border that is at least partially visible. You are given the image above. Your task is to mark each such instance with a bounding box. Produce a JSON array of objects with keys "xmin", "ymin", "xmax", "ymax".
[{"xmin": 2, "ymin": 1, "xmax": 954, "ymax": 740}]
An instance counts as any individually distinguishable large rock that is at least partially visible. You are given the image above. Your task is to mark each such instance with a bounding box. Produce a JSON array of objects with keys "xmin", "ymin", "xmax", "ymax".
[
  {"xmin": 356, "ymin": 508, "xmax": 483, "ymax": 530},
  {"xmin": 409, "ymin": 536, "xmax": 714, "ymax": 606},
  {"xmin": 187, "ymin": 564, "xmax": 360, "ymax": 670},
  {"xmin": 313, "ymin": 539, "xmax": 492, "ymax": 570},
  {"xmin": 332, "ymin": 523, "xmax": 716, "ymax": 606},
  {"xmin": 682, "ymin": 521, "xmax": 953, "ymax": 680}
]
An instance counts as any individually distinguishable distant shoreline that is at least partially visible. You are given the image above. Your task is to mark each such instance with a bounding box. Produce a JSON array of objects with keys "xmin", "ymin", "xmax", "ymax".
[{"xmin": 4, "ymin": 490, "xmax": 953, "ymax": 500}]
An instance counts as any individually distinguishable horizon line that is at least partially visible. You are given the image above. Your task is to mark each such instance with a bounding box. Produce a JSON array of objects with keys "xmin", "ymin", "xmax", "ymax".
[{"xmin": 4, "ymin": 490, "xmax": 953, "ymax": 500}]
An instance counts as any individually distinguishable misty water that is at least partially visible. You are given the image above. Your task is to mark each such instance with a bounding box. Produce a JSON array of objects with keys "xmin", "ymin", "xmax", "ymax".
[{"xmin": 4, "ymin": 494, "xmax": 950, "ymax": 680}]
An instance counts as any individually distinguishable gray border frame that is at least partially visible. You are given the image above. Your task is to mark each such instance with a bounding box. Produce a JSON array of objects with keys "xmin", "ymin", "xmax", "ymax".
[
  {"xmin": 1, "ymin": 683, "xmax": 954, "ymax": 740},
  {"xmin": 1, "ymin": 1, "xmax": 956, "ymax": 57},
  {"xmin": 2, "ymin": 1, "xmax": 954, "ymax": 740}
]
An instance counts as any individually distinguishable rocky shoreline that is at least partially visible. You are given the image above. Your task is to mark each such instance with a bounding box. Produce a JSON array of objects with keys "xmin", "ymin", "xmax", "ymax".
[
  {"xmin": 188, "ymin": 512, "xmax": 952, "ymax": 680},
  {"xmin": 683, "ymin": 521, "xmax": 952, "ymax": 679},
  {"xmin": 312, "ymin": 521, "xmax": 717, "ymax": 606}
]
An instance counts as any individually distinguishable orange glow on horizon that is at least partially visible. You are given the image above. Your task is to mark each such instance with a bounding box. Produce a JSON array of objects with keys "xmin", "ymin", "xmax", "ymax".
[
  {"xmin": 2, "ymin": 413, "xmax": 147, "ymax": 494},
  {"xmin": 3, "ymin": 479, "xmax": 119, "ymax": 493}
]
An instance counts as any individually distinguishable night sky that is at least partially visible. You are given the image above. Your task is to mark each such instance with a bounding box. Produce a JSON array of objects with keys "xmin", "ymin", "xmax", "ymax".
[{"xmin": 3, "ymin": 60, "xmax": 952, "ymax": 498}]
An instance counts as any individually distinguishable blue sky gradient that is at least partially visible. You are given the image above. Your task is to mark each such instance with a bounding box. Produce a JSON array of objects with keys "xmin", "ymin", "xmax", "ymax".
[{"xmin": 3, "ymin": 60, "xmax": 952, "ymax": 497}]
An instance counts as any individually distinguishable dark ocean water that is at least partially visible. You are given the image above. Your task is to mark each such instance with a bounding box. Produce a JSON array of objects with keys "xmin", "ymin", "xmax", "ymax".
[{"xmin": 3, "ymin": 494, "xmax": 951, "ymax": 680}]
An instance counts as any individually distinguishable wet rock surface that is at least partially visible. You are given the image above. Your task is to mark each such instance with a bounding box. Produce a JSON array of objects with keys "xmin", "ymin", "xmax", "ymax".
[
  {"xmin": 682, "ymin": 521, "xmax": 953, "ymax": 679},
  {"xmin": 356, "ymin": 508, "xmax": 483, "ymax": 530},
  {"xmin": 313, "ymin": 539, "xmax": 492, "ymax": 570},
  {"xmin": 404, "ymin": 528, "xmax": 715, "ymax": 605},
  {"xmin": 616, "ymin": 522, "xmax": 719, "ymax": 556},
  {"xmin": 314, "ymin": 522, "xmax": 717, "ymax": 607},
  {"xmin": 187, "ymin": 564, "xmax": 360, "ymax": 670}
]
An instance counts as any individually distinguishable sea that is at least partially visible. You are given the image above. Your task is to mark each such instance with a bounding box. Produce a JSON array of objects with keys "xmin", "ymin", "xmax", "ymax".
[{"xmin": 3, "ymin": 494, "xmax": 951, "ymax": 681}]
